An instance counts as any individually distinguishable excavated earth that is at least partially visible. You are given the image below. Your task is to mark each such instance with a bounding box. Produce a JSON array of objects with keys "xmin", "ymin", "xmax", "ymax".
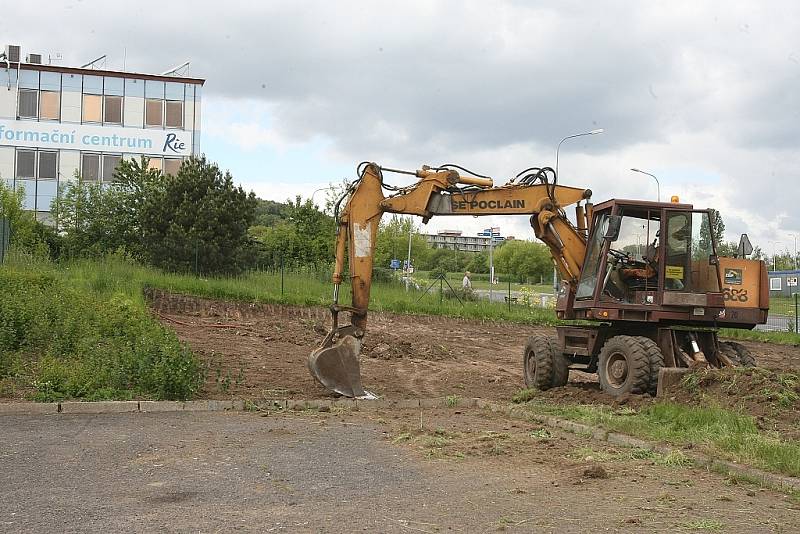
[{"xmin": 147, "ymin": 290, "xmax": 800, "ymax": 411}]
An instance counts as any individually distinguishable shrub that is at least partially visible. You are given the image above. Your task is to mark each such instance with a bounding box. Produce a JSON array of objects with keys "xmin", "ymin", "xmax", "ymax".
[{"xmin": 0, "ymin": 269, "xmax": 203, "ymax": 401}]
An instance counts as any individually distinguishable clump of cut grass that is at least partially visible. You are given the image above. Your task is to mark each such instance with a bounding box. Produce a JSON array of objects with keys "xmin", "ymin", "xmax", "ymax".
[
  {"xmin": 512, "ymin": 388, "xmax": 538, "ymax": 403},
  {"xmin": 654, "ymin": 449, "xmax": 694, "ymax": 468},
  {"xmin": 445, "ymin": 394, "xmax": 460, "ymax": 407}
]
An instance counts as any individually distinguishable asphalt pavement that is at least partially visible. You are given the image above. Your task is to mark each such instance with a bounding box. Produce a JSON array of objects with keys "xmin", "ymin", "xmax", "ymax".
[{"xmin": 0, "ymin": 412, "xmax": 514, "ymax": 533}]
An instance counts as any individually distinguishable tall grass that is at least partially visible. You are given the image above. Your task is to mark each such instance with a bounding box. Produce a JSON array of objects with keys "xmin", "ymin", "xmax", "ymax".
[
  {"xmin": 720, "ymin": 327, "xmax": 800, "ymax": 346},
  {"xmin": 7, "ymin": 251, "xmax": 798, "ymax": 340},
  {"xmin": 0, "ymin": 261, "xmax": 203, "ymax": 401},
  {"xmin": 5, "ymin": 252, "xmax": 560, "ymax": 326}
]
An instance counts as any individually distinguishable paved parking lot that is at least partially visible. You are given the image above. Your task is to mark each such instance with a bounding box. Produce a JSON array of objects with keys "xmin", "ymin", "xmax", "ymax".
[{"xmin": 1, "ymin": 410, "xmax": 797, "ymax": 533}]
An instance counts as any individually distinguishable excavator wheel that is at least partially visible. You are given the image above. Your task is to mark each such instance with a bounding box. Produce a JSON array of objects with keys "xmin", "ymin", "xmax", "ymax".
[
  {"xmin": 597, "ymin": 336, "xmax": 651, "ymax": 397},
  {"xmin": 633, "ymin": 336, "xmax": 665, "ymax": 396},
  {"xmin": 523, "ymin": 334, "xmax": 568, "ymax": 390},
  {"xmin": 549, "ymin": 336, "xmax": 570, "ymax": 388},
  {"xmin": 724, "ymin": 341, "xmax": 757, "ymax": 367}
]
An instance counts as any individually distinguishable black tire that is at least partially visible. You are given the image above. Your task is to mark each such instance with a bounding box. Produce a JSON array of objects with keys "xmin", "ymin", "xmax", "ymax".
[
  {"xmin": 523, "ymin": 334, "xmax": 557, "ymax": 390},
  {"xmin": 718, "ymin": 341, "xmax": 740, "ymax": 367},
  {"xmin": 634, "ymin": 336, "xmax": 664, "ymax": 396},
  {"xmin": 549, "ymin": 335, "xmax": 570, "ymax": 388},
  {"xmin": 598, "ymin": 335, "xmax": 652, "ymax": 397},
  {"xmin": 727, "ymin": 341, "xmax": 756, "ymax": 367}
]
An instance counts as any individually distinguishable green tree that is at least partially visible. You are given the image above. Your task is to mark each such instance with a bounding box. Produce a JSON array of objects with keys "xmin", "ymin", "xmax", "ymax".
[
  {"xmin": 138, "ymin": 155, "xmax": 257, "ymax": 274},
  {"xmin": 493, "ymin": 240, "xmax": 552, "ymax": 283},
  {"xmin": 253, "ymin": 198, "xmax": 288, "ymax": 227},
  {"xmin": 465, "ymin": 251, "xmax": 489, "ymax": 273},
  {"xmin": 249, "ymin": 196, "xmax": 337, "ymax": 268},
  {"xmin": 374, "ymin": 217, "xmax": 431, "ymax": 271},
  {"xmin": 421, "ymin": 247, "xmax": 455, "ymax": 271},
  {"xmin": 699, "ymin": 208, "xmax": 725, "ymax": 252},
  {"xmin": 0, "ymin": 180, "xmax": 55, "ymax": 256},
  {"xmin": 716, "ymin": 241, "xmax": 740, "ymax": 257},
  {"xmin": 53, "ymin": 159, "xmax": 163, "ymax": 259}
]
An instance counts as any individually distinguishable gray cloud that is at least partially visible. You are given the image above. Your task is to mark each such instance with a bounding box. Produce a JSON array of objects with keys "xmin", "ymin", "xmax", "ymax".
[{"xmin": 3, "ymin": 0, "xmax": 800, "ymax": 247}]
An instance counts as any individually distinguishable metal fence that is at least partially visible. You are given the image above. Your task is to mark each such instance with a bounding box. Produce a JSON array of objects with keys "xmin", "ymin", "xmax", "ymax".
[
  {"xmin": 0, "ymin": 218, "xmax": 9, "ymax": 264},
  {"xmin": 758, "ymin": 292, "xmax": 799, "ymax": 332}
]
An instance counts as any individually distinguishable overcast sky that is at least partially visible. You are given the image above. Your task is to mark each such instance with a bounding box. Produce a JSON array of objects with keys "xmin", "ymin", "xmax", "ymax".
[{"xmin": 4, "ymin": 1, "xmax": 799, "ymax": 254}]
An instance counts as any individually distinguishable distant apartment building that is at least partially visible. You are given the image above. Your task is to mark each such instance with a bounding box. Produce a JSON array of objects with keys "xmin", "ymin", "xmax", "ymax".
[
  {"xmin": 0, "ymin": 44, "xmax": 204, "ymax": 223},
  {"xmin": 425, "ymin": 230, "xmax": 513, "ymax": 252}
]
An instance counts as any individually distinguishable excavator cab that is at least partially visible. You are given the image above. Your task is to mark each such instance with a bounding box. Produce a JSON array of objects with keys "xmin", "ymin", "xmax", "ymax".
[{"xmin": 574, "ymin": 201, "xmax": 722, "ymax": 309}]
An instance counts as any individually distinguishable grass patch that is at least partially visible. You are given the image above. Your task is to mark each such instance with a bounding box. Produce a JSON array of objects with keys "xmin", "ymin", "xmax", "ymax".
[
  {"xmin": 0, "ymin": 267, "xmax": 203, "ymax": 401},
  {"xmin": 720, "ymin": 328, "xmax": 800, "ymax": 346},
  {"xmin": 655, "ymin": 449, "xmax": 694, "ymax": 468},
  {"xmin": 520, "ymin": 401, "xmax": 800, "ymax": 478},
  {"xmin": 7, "ymin": 254, "xmax": 560, "ymax": 327}
]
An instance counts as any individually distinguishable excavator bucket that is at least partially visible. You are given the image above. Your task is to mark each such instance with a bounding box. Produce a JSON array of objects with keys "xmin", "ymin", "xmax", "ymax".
[{"xmin": 308, "ymin": 334, "xmax": 366, "ymax": 398}]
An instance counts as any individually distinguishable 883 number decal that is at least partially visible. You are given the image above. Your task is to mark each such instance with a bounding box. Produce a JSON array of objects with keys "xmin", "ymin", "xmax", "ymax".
[{"xmin": 723, "ymin": 287, "xmax": 749, "ymax": 302}]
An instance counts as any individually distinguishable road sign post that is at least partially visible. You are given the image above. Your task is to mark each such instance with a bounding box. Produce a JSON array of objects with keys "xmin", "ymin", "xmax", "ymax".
[{"xmin": 479, "ymin": 227, "xmax": 501, "ymax": 302}]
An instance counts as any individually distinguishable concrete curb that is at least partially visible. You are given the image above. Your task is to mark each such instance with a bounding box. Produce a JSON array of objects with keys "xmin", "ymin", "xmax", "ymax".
[
  {"xmin": 2, "ymin": 396, "xmax": 797, "ymax": 494},
  {"xmin": 0, "ymin": 399, "xmax": 246, "ymax": 415}
]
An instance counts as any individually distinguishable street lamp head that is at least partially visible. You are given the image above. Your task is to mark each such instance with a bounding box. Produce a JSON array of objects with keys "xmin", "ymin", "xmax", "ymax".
[
  {"xmin": 556, "ymin": 127, "xmax": 605, "ymax": 178},
  {"xmin": 630, "ymin": 167, "xmax": 641, "ymax": 172}
]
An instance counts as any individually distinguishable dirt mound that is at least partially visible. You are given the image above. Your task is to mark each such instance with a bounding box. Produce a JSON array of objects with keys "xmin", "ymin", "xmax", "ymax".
[
  {"xmin": 532, "ymin": 382, "xmax": 656, "ymax": 409},
  {"xmin": 362, "ymin": 334, "xmax": 455, "ymax": 361}
]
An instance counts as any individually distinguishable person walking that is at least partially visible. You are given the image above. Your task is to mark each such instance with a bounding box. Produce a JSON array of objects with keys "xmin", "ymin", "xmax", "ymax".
[{"xmin": 462, "ymin": 271, "xmax": 472, "ymax": 291}]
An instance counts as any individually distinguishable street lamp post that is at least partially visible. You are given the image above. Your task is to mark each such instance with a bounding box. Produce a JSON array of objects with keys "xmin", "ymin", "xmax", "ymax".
[
  {"xmin": 553, "ymin": 128, "xmax": 604, "ymax": 293},
  {"xmin": 769, "ymin": 241, "xmax": 782, "ymax": 271},
  {"xmin": 630, "ymin": 168, "xmax": 661, "ymax": 202},
  {"xmin": 406, "ymin": 216, "xmax": 413, "ymax": 277},
  {"xmin": 310, "ymin": 186, "xmax": 334, "ymax": 208},
  {"xmin": 555, "ymin": 128, "xmax": 604, "ymax": 179}
]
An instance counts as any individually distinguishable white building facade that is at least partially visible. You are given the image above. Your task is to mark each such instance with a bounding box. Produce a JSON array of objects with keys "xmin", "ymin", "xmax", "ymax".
[{"xmin": 0, "ymin": 48, "xmax": 204, "ymax": 223}]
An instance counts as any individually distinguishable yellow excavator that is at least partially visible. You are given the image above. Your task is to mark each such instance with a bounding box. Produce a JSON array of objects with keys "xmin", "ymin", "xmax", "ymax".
[{"xmin": 309, "ymin": 163, "xmax": 769, "ymax": 398}]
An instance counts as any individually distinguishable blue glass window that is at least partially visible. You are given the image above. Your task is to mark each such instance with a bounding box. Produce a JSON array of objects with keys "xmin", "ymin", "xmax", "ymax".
[
  {"xmin": 83, "ymin": 75, "xmax": 103, "ymax": 95},
  {"xmin": 104, "ymin": 76, "xmax": 124, "ymax": 96},
  {"xmin": 62, "ymin": 73, "xmax": 82, "ymax": 92},
  {"xmin": 124, "ymin": 78, "xmax": 144, "ymax": 98},
  {"xmin": 145, "ymin": 80, "xmax": 164, "ymax": 99},
  {"xmin": 19, "ymin": 179, "xmax": 36, "ymax": 210},
  {"xmin": 37, "ymin": 179, "xmax": 58, "ymax": 211},
  {"xmin": 40, "ymin": 72, "xmax": 61, "ymax": 91},
  {"xmin": 165, "ymin": 82, "xmax": 184, "ymax": 101},
  {"xmin": 19, "ymin": 70, "xmax": 39, "ymax": 89}
]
